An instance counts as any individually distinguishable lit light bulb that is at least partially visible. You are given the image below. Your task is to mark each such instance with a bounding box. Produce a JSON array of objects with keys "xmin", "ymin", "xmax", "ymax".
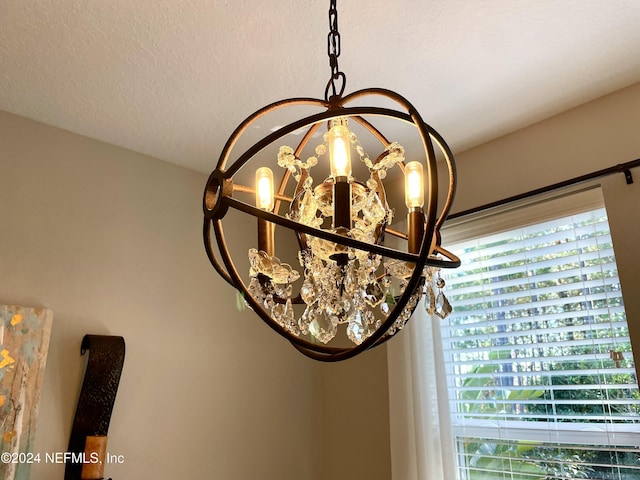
[
  {"xmin": 255, "ymin": 167, "xmax": 275, "ymax": 211},
  {"xmin": 327, "ymin": 118, "xmax": 352, "ymax": 178},
  {"xmin": 404, "ymin": 161, "xmax": 424, "ymax": 209}
]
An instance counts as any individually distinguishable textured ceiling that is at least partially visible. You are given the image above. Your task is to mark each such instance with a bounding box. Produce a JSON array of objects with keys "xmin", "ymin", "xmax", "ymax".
[{"xmin": 2, "ymin": 1, "xmax": 640, "ymax": 173}]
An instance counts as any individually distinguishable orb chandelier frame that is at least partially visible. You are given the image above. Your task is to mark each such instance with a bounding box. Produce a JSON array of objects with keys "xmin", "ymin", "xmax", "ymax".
[{"xmin": 203, "ymin": 0, "xmax": 460, "ymax": 362}]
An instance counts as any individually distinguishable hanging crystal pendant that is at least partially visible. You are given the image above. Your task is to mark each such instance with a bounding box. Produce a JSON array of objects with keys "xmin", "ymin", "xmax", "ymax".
[
  {"xmin": 283, "ymin": 299, "xmax": 297, "ymax": 334},
  {"xmin": 309, "ymin": 312, "xmax": 338, "ymax": 344},
  {"xmin": 435, "ymin": 291, "xmax": 452, "ymax": 319},
  {"xmin": 301, "ymin": 279, "xmax": 317, "ymax": 305},
  {"xmin": 364, "ymin": 282, "xmax": 385, "ymax": 307},
  {"xmin": 299, "ymin": 306, "xmax": 314, "ymax": 335},
  {"xmin": 424, "ymin": 285, "xmax": 436, "ymax": 315},
  {"xmin": 346, "ymin": 317, "xmax": 366, "ymax": 345}
]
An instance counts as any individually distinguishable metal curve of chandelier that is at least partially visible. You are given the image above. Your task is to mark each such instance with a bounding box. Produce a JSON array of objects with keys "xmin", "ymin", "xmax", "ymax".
[{"xmin": 203, "ymin": 0, "xmax": 461, "ymax": 362}]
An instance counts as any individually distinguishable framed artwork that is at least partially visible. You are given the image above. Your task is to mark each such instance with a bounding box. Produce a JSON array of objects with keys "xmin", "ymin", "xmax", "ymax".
[{"xmin": 0, "ymin": 305, "xmax": 53, "ymax": 480}]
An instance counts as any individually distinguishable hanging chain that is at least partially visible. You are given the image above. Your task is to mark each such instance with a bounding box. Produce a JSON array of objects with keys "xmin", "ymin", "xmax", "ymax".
[{"xmin": 325, "ymin": 0, "xmax": 346, "ymax": 101}]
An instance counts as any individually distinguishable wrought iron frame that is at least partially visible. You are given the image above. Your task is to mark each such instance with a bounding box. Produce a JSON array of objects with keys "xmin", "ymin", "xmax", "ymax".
[{"xmin": 203, "ymin": 88, "xmax": 460, "ymax": 361}]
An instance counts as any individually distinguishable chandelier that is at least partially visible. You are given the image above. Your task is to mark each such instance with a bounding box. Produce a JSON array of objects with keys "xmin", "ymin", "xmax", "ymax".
[{"xmin": 203, "ymin": 0, "xmax": 460, "ymax": 361}]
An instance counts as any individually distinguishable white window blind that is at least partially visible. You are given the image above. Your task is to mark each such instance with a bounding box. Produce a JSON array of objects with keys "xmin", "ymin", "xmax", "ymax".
[{"xmin": 441, "ymin": 188, "xmax": 640, "ymax": 480}]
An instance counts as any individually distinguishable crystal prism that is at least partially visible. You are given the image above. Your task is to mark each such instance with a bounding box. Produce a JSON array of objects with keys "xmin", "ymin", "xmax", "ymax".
[
  {"xmin": 346, "ymin": 318, "xmax": 365, "ymax": 345},
  {"xmin": 300, "ymin": 280, "xmax": 317, "ymax": 305},
  {"xmin": 282, "ymin": 299, "xmax": 297, "ymax": 334},
  {"xmin": 435, "ymin": 292, "xmax": 452, "ymax": 319},
  {"xmin": 385, "ymin": 259, "xmax": 414, "ymax": 279},
  {"xmin": 424, "ymin": 285, "xmax": 436, "ymax": 315},
  {"xmin": 299, "ymin": 306, "xmax": 314, "ymax": 335},
  {"xmin": 248, "ymin": 248, "xmax": 300, "ymax": 283},
  {"xmin": 309, "ymin": 312, "xmax": 338, "ymax": 344},
  {"xmin": 248, "ymin": 277, "xmax": 265, "ymax": 303},
  {"xmin": 271, "ymin": 302, "xmax": 285, "ymax": 325},
  {"xmin": 364, "ymin": 282, "xmax": 385, "ymax": 307}
]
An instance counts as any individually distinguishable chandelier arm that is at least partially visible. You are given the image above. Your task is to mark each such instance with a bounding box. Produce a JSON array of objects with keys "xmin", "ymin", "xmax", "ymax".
[
  {"xmin": 203, "ymin": 219, "xmax": 236, "ymax": 288},
  {"xmin": 223, "ymin": 196, "xmax": 421, "ymax": 263},
  {"xmin": 216, "ymin": 98, "xmax": 329, "ymax": 173},
  {"xmin": 232, "ymin": 184, "xmax": 293, "ymax": 203},
  {"xmin": 385, "ymin": 227, "xmax": 408, "ymax": 240}
]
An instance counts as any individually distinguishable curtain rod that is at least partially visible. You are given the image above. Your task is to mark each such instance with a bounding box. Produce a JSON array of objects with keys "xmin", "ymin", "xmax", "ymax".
[{"xmin": 447, "ymin": 158, "xmax": 640, "ymax": 221}]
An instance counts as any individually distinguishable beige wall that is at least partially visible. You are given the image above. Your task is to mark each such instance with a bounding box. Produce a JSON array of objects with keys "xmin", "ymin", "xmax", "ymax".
[
  {"xmin": 599, "ymin": 174, "xmax": 640, "ymax": 377},
  {"xmin": 452, "ymin": 82, "xmax": 640, "ymax": 214},
  {"xmin": 320, "ymin": 346, "xmax": 391, "ymax": 480},
  {"xmin": 0, "ymin": 110, "xmax": 323, "ymax": 480}
]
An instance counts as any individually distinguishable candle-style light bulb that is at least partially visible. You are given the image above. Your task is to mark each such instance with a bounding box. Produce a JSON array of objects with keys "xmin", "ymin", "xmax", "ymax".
[
  {"xmin": 404, "ymin": 161, "xmax": 424, "ymax": 209},
  {"xmin": 405, "ymin": 161, "xmax": 425, "ymax": 254},
  {"xmin": 255, "ymin": 167, "xmax": 275, "ymax": 211},
  {"xmin": 327, "ymin": 118, "xmax": 352, "ymax": 178},
  {"xmin": 255, "ymin": 167, "xmax": 275, "ymax": 255}
]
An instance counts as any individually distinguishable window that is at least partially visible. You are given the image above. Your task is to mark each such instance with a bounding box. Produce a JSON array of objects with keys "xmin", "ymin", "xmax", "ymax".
[{"xmin": 441, "ymin": 188, "xmax": 640, "ymax": 480}]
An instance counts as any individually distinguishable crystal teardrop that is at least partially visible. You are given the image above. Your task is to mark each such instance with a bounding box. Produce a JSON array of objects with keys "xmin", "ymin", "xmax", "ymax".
[
  {"xmin": 435, "ymin": 292, "xmax": 452, "ymax": 319},
  {"xmin": 346, "ymin": 319, "xmax": 366, "ymax": 345},
  {"xmin": 309, "ymin": 312, "xmax": 338, "ymax": 344},
  {"xmin": 424, "ymin": 286, "xmax": 436, "ymax": 315}
]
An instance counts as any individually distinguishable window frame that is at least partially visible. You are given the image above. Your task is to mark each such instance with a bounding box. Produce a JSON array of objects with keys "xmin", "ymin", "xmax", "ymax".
[{"xmin": 440, "ymin": 184, "xmax": 640, "ymax": 477}]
